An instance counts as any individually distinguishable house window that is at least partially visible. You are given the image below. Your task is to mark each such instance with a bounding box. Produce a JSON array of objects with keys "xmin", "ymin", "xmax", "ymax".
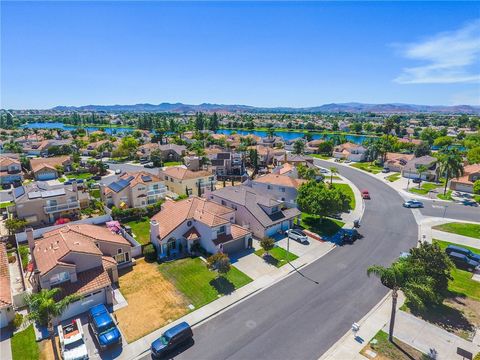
[
  {"xmin": 167, "ymin": 238, "xmax": 176, "ymax": 251},
  {"xmin": 117, "ymin": 249, "xmax": 122, "ymax": 254},
  {"xmin": 267, "ymin": 185, "xmax": 272, "ymax": 189},
  {"xmin": 281, "ymin": 187, "xmax": 286, "ymax": 192},
  {"xmin": 272, "ymin": 206, "xmax": 279, "ymax": 213},
  {"xmin": 50, "ymin": 271, "xmax": 70, "ymax": 285},
  {"xmin": 221, "ymin": 200, "xmax": 226, "ymax": 206},
  {"xmin": 217, "ymin": 225, "xmax": 226, "ymax": 235}
]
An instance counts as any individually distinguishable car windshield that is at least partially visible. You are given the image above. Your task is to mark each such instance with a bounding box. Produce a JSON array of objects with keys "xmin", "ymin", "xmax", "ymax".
[
  {"xmin": 64, "ymin": 338, "xmax": 85, "ymax": 351},
  {"xmin": 159, "ymin": 335, "xmax": 169, "ymax": 345},
  {"xmin": 97, "ymin": 319, "xmax": 115, "ymax": 334}
]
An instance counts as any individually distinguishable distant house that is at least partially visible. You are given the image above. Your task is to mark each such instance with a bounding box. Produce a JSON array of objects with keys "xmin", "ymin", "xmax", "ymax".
[
  {"xmin": 23, "ymin": 140, "xmax": 52, "ymax": 156},
  {"xmin": 333, "ymin": 143, "xmax": 366, "ymax": 162},
  {"xmin": 160, "ymin": 167, "xmax": 215, "ymax": 196},
  {"xmin": 101, "ymin": 171, "xmax": 166, "ymax": 208},
  {"xmin": 252, "ymin": 146, "xmax": 285, "ymax": 167},
  {"xmin": 208, "ymin": 185, "xmax": 301, "ymax": 239},
  {"xmin": 401, "ymin": 155, "xmax": 438, "ymax": 181},
  {"xmin": 274, "ymin": 153, "xmax": 314, "ymax": 167},
  {"xmin": 0, "ymin": 243, "xmax": 14, "ymax": 328},
  {"xmin": 258, "ymin": 136, "xmax": 284, "ymax": 148},
  {"xmin": 0, "ymin": 155, "xmax": 23, "ymax": 185},
  {"xmin": 283, "ymin": 138, "xmax": 305, "ymax": 152},
  {"xmin": 450, "ymin": 164, "xmax": 480, "ymax": 194},
  {"xmin": 150, "ymin": 197, "xmax": 252, "ymax": 257},
  {"xmin": 305, "ymin": 139, "xmax": 325, "ymax": 154},
  {"xmin": 27, "ymin": 224, "xmax": 132, "ymax": 321},
  {"xmin": 384, "ymin": 152, "xmax": 415, "ymax": 172},
  {"xmin": 157, "ymin": 144, "xmax": 187, "ymax": 162},
  {"xmin": 30, "ymin": 156, "xmax": 72, "ymax": 180},
  {"xmin": 246, "ymin": 173, "xmax": 306, "ymax": 208},
  {"xmin": 209, "ymin": 152, "xmax": 247, "ymax": 181}
]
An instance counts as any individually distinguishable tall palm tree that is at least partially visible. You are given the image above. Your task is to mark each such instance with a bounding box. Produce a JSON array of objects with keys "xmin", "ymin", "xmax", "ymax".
[
  {"xmin": 438, "ymin": 148, "xmax": 464, "ymax": 195},
  {"xmin": 329, "ymin": 167, "xmax": 338, "ymax": 184},
  {"xmin": 416, "ymin": 164, "xmax": 428, "ymax": 188},
  {"xmin": 367, "ymin": 261, "xmax": 434, "ymax": 342}
]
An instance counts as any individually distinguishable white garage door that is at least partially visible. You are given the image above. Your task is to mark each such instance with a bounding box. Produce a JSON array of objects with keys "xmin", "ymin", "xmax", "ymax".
[{"xmin": 61, "ymin": 289, "xmax": 106, "ymax": 321}]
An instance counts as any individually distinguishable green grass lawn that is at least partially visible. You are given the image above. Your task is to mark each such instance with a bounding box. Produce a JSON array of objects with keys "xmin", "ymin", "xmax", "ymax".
[
  {"xmin": 11, "ymin": 325, "xmax": 39, "ymax": 360},
  {"xmin": 254, "ymin": 246, "xmax": 299, "ymax": 268},
  {"xmin": 163, "ymin": 161, "xmax": 183, "ymax": 167},
  {"xmin": 331, "ymin": 183, "xmax": 355, "ymax": 209},
  {"xmin": 350, "ymin": 162, "xmax": 383, "ymax": 174},
  {"xmin": 310, "ymin": 154, "xmax": 332, "ymax": 160},
  {"xmin": 66, "ymin": 172, "xmax": 93, "ymax": 180},
  {"xmin": 409, "ymin": 182, "xmax": 442, "ymax": 195},
  {"xmin": 474, "ymin": 195, "xmax": 480, "ymax": 203},
  {"xmin": 385, "ymin": 173, "xmax": 401, "ymax": 182},
  {"xmin": 433, "ymin": 222, "xmax": 480, "ymax": 240},
  {"xmin": 89, "ymin": 188, "xmax": 101, "ymax": 199},
  {"xmin": 360, "ymin": 330, "xmax": 426, "ymax": 360},
  {"xmin": 125, "ymin": 217, "xmax": 151, "ymax": 245},
  {"xmin": 58, "ymin": 177, "xmax": 66, "ymax": 183},
  {"xmin": 434, "ymin": 240, "xmax": 480, "ymax": 301},
  {"xmin": 158, "ymin": 257, "xmax": 252, "ymax": 308},
  {"xmin": 0, "ymin": 201, "xmax": 14, "ymax": 208},
  {"xmin": 437, "ymin": 190, "xmax": 453, "ymax": 201},
  {"xmin": 300, "ymin": 212, "xmax": 345, "ymax": 237}
]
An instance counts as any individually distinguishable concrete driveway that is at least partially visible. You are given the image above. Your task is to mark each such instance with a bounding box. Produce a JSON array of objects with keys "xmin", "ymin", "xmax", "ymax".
[{"xmin": 230, "ymin": 248, "xmax": 276, "ymax": 280}]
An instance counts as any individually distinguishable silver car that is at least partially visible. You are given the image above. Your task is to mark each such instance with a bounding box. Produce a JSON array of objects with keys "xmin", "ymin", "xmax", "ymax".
[
  {"xmin": 286, "ymin": 229, "xmax": 308, "ymax": 244},
  {"xmin": 403, "ymin": 200, "xmax": 424, "ymax": 208}
]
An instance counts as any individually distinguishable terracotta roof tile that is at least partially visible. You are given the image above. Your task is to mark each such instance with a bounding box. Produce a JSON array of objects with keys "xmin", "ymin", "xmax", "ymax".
[
  {"xmin": 255, "ymin": 174, "xmax": 306, "ymax": 188},
  {"xmin": 0, "ymin": 243, "xmax": 12, "ymax": 307},
  {"xmin": 161, "ymin": 167, "xmax": 212, "ymax": 180},
  {"xmin": 55, "ymin": 267, "xmax": 111, "ymax": 299},
  {"xmin": 30, "ymin": 156, "xmax": 70, "ymax": 173}
]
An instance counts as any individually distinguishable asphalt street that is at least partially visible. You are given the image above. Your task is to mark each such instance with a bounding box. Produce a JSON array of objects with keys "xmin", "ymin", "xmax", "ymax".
[{"xmin": 139, "ymin": 160, "xmax": 420, "ymax": 360}]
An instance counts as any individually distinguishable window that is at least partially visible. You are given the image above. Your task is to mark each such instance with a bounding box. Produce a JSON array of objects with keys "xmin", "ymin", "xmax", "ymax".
[
  {"xmin": 50, "ymin": 271, "xmax": 70, "ymax": 285},
  {"xmin": 281, "ymin": 187, "xmax": 286, "ymax": 192},
  {"xmin": 267, "ymin": 185, "xmax": 272, "ymax": 190},
  {"xmin": 221, "ymin": 200, "xmax": 226, "ymax": 206},
  {"xmin": 272, "ymin": 206, "xmax": 279, "ymax": 213},
  {"xmin": 217, "ymin": 225, "xmax": 226, "ymax": 235},
  {"xmin": 117, "ymin": 249, "xmax": 122, "ymax": 254}
]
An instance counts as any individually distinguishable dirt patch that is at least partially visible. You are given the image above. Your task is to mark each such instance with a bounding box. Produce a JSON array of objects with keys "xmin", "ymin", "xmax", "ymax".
[
  {"xmin": 360, "ymin": 330, "xmax": 426, "ymax": 360},
  {"xmin": 115, "ymin": 259, "xmax": 190, "ymax": 342},
  {"xmin": 39, "ymin": 337, "xmax": 59, "ymax": 360}
]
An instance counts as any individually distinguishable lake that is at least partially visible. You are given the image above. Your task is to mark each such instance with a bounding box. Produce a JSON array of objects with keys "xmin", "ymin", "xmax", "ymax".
[{"xmin": 22, "ymin": 122, "xmax": 133, "ymax": 134}]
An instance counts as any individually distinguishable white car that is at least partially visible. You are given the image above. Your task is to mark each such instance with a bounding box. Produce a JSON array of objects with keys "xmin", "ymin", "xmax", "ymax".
[
  {"xmin": 115, "ymin": 169, "xmax": 122, "ymax": 175},
  {"xmin": 58, "ymin": 318, "xmax": 89, "ymax": 360},
  {"xmin": 286, "ymin": 229, "xmax": 309, "ymax": 244},
  {"xmin": 403, "ymin": 200, "xmax": 424, "ymax": 208}
]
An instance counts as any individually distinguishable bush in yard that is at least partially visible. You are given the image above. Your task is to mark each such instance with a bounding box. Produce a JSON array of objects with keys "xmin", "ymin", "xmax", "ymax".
[
  {"xmin": 260, "ymin": 237, "xmax": 275, "ymax": 256},
  {"xmin": 143, "ymin": 244, "xmax": 157, "ymax": 262},
  {"xmin": 12, "ymin": 313, "xmax": 23, "ymax": 330},
  {"xmin": 18, "ymin": 246, "xmax": 29, "ymax": 269},
  {"xmin": 206, "ymin": 253, "xmax": 231, "ymax": 276},
  {"xmin": 8, "ymin": 255, "xmax": 16, "ymax": 264}
]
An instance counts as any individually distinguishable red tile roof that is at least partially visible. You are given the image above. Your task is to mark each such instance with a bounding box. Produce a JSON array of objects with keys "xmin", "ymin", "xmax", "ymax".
[
  {"xmin": 55, "ymin": 267, "xmax": 111, "ymax": 299},
  {"xmin": 0, "ymin": 243, "xmax": 12, "ymax": 307}
]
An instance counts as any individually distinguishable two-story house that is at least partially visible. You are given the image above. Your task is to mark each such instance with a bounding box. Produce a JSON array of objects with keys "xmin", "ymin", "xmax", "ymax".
[
  {"xmin": 333, "ymin": 143, "xmax": 367, "ymax": 162},
  {"xmin": 13, "ymin": 182, "xmax": 89, "ymax": 226},
  {"xmin": 384, "ymin": 152, "xmax": 415, "ymax": 172},
  {"xmin": 401, "ymin": 155, "xmax": 438, "ymax": 181},
  {"xmin": 0, "ymin": 155, "xmax": 23, "ymax": 185},
  {"xmin": 160, "ymin": 167, "xmax": 216, "ymax": 196},
  {"xmin": 209, "ymin": 152, "xmax": 247, "ymax": 181},
  {"xmin": 150, "ymin": 197, "xmax": 252, "ymax": 258},
  {"xmin": 246, "ymin": 174, "xmax": 306, "ymax": 208},
  {"xmin": 101, "ymin": 171, "xmax": 166, "ymax": 208},
  {"xmin": 27, "ymin": 224, "xmax": 132, "ymax": 320},
  {"xmin": 450, "ymin": 164, "xmax": 480, "ymax": 194},
  {"xmin": 30, "ymin": 156, "xmax": 72, "ymax": 180},
  {"xmin": 207, "ymin": 185, "xmax": 301, "ymax": 239}
]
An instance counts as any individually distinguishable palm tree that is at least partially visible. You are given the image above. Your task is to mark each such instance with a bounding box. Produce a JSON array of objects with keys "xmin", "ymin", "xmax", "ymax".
[
  {"xmin": 416, "ymin": 164, "xmax": 428, "ymax": 188},
  {"xmin": 367, "ymin": 261, "xmax": 434, "ymax": 342},
  {"xmin": 329, "ymin": 167, "xmax": 338, "ymax": 184},
  {"xmin": 438, "ymin": 148, "xmax": 464, "ymax": 195},
  {"xmin": 26, "ymin": 288, "xmax": 81, "ymax": 357}
]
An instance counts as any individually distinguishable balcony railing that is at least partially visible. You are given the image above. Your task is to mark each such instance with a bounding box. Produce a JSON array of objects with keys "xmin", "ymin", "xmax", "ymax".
[
  {"xmin": 44, "ymin": 201, "xmax": 80, "ymax": 214},
  {"xmin": 147, "ymin": 188, "xmax": 166, "ymax": 196}
]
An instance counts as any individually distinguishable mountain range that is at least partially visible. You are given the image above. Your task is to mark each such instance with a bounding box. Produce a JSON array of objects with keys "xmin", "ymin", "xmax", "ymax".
[{"xmin": 51, "ymin": 102, "xmax": 480, "ymax": 114}]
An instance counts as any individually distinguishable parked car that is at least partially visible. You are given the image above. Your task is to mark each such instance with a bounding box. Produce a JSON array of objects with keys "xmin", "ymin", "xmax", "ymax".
[
  {"xmin": 412, "ymin": 178, "xmax": 422, "ymax": 184},
  {"xmin": 58, "ymin": 318, "xmax": 89, "ymax": 360},
  {"xmin": 151, "ymin": 322, "xmax": 193, "ymax": 358},
  {"xmin": 447, "ymin": 252, "xmax": 480, "ymax": 272},
  {"xmin": 340, "ymin": 229, "xmax": 361, "ymax": 245},
  {"xmin": 286, "ymin": 229, "xmax": 308, "ymax": 244},
  {"xmin": 319, "ymin": 168, "xmax": 329, "ymax": 174},
  {"xmin": 89, "ymin": 175, "xmax": 102, "ymax": 181},
  {"xmin": 382, "ymin": 168, "xmax": 390, "ymax": 173},
  {"xmin": 361, "ymin": 190, "xmax": 370, "ymax": 199},
  {"xmin": 144, "ymin": 162, "xmax": 155, "ymax": 168},
  {"xmin": 88, "ymin": 304, "xmax": 122, "ymax": 351},
  {"xmin": 115, "ymin": 169, "xmax": 122, "ymax": 175},
  {"xmin": 445, "ymin": 245, "xmax": 480, "ymax": 262},
  {"xmin": 403, "ymin": 200, "xmax": 424, "ymax": 208}
]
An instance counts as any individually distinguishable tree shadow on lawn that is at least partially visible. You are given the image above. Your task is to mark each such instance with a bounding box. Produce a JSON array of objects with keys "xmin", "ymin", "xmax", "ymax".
[
  {"xmin": 302, "ymin": 216, "xmax": 343, "ymax": 237},
  {"xmin": 209, "ymin": 277, "xmax": 235, "ymax": 295},
  {"xmin": 262, "ymin": 254, "xmax": 280, "ymax": 267}
]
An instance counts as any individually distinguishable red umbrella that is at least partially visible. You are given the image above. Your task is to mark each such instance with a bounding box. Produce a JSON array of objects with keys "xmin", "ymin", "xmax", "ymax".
[{"xmin": 55, "ymin": 218, "xmax": 71, "ymax": 225}]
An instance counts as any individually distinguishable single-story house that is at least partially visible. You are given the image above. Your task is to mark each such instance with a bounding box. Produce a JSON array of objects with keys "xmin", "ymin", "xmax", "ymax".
[{"xmin": 450, "ymin": 164, "xmax": 480, "ymax": 194}]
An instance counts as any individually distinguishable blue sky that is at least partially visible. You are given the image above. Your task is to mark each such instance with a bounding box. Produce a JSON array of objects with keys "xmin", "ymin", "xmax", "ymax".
[{"xmin": 2, "ymin": 1, "xmax": 480, "ymax": 109}]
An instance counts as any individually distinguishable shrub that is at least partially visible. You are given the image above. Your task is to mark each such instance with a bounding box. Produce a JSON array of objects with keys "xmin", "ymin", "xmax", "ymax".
[
  {"xmin": 260, "ymin": 237, "xmax": 275, "ymax": 255},
  {"xmin": 8, "ymin": 255, "xmax": 16, "ymax": 264},
  {"xmin": 111, "ymin": 200, "xmax": 163, "ymax": 222},
  {"xmin": 12, "ymin": 313, "xmax": 23, "ymax": 330},
  {"xmin": 18, "ymin": 246, "xmax": 30, "ymax": 269},
  {"xmin": 143, "ymin": 244, "xmax": 157, "ymax": 262}
]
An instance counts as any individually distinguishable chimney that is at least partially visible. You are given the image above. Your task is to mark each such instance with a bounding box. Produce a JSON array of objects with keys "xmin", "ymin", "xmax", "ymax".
[
  {"xmin": 72, "ymin": 180, "xmax": 78, "ymax": 194},
  {"xmin": 26, "ymin": 227, "xmax": 35, "ymax": 255},
  {"xmin": 284, "ymin": 152, "xmax": 287, "ymax": 163},
  {"xmin": 150, "ymin": 220, "xmax": 160, "ymax": 244}
]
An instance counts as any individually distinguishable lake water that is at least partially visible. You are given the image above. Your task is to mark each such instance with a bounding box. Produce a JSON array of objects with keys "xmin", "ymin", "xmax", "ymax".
[{"xmin": 22, "ymin": 122, "xmax": 374, "ymax": 144}]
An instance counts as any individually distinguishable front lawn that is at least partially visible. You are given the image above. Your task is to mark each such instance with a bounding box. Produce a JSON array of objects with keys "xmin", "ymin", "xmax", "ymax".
[
  {"xmin": 331, "ymin": 183, "xmax": 355, "ymax": 209},
  {"xmin": 360, "ymin": 330, "xmax": 426, "ymax": 360},
  {"xmin": 350, "ymin": 162, "xmax": 383, "ymax": 174},
  {"xmin": 66, "ymin": 172, "xmax": 93, "ymax": 180},
  {"xmin": 125, "ymin": 217, "xmax": 151, "ymax": 245},
  {"xmin": 255, "ymin": 246, "xmax": 299, "ymax": 268},
  {"xmin": 163, "ymin": 161, "xmax": 183, "ymax": 167},
  {"xmin": 158, "ymin": 257, "xmax": 252, "ymax": 308},
  {"xmin": 433, "ymin": 222, "xmax": 480, "ymax": 240},
  {"xmin": 408, "ymin": 182, "xmax": 441, "ymax": 195},
  {"xmin": 115, "ymin": 259, "xmax": 190, "ymax": 342},
  {"xmin": 300, "ymin": 212, "xmax": 345, "ymax": 237},
  {"xmin": 437, "ymin": 190, "xmax": 453, "ymax": 201},
  {"xmin": 385, "ymin": 173, "xmax": 401, "ymax": 182},
  {"xmin": 11, "ymin": 325, "xmax": 39, "ymax": 360},
  {"xmin": 0, "ymin": 201, "xmax": 14, "ymax": 208},
  {"xmin": 89, "ymin": 188, "xmax": 100, "ymax": 199},
  {"xmin": 310, "ymin": 154, "xmax": 331, "ymax": 160}
]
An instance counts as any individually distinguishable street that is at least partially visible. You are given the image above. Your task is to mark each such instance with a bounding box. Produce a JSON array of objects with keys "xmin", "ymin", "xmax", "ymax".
[{"xmin": 138, "ymin": 160, "xmax": 419, "ymax": 360}]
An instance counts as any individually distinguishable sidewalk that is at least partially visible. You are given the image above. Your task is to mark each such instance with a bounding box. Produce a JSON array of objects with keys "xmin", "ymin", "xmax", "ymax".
[
  {"xmin": 417, "ymin": 217, "xmax": 480, "ymax": 249},
  {"xmin": 0, "ymin": 328, "xmax": 12, "ymax": 360}
]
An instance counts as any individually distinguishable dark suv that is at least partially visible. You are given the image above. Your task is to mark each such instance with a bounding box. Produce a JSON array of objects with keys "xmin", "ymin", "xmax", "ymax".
[
  {"xmin": 445, "ymin": 245, "xmax": 480, "ymax": 262},
  {"xmin": 447, "ymin": 252, "xmax": 480, "ymax": 272},
  {"xmin": 151, "ymin": 322, "xmax": 193, "ymax": 358}
]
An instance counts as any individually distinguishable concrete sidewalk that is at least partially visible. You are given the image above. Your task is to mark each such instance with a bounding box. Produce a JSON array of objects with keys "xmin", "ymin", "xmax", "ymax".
[
  {"xmin": 0, "ymin": 328, "xmax": 12, "ymax": 360},
  {"xmin": 418, "ymin": 217, "xmax": 480, "ymax": 249}
]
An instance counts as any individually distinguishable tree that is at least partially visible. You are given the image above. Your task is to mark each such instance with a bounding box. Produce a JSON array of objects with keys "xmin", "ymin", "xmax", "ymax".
[
  {"xmin": 260, "ymin": 237, "xmax": 275, "ymax": 256},
  {"xmin": 414, "ymin": 142, "xmax": 431, "ymax": 157},
  {"xmin": 329, "ymin": 167, "xmax": 338, "ymax": 185},
  {"xmin": 208, "ymin": 112, "xmax": 219, "ymax": 133},
  {"xmin": 467, "ymin": 147, "xmax": 480, "ymax": 165},
  {"xmin": 195, "ymin": 112, "xmax": 205, "ymax": 131},
  {"xmin": 416, "ymin": 164, "xmax": 428, "ymax": 187},
  {"xmin": 248, "ymin": 149, "xmax": 259, "ymax": 175},
  {"xmin": 317, "ymin": 141, "xmax": 333, "ymax": 155},
  {"xmin": 5, "ymin": 218, "xmax": 28, "ymax": 235},
  {"xmin": 367, "ymin": 260, "xmax": 435, "ymax": 342},
  {"xmin": 297, "ymin": 164, "xmax": 318, "ymax": 180},
  {"xmin": 438, "ymin": 148, "xmax": 464, "ymax": 195},
  {"xmin": 420, "ymin": 128, "xmax": 439, "ymax": 146},
  {"xmin": 473, "ymin": 179, "xmax": 480, "ymax": 195},
  {"xmin": 293, "ymin": 140, "xmax": 305, "ymax": 155},
  {"xmin": 433, "ymin": 136, "xmax": 453, "ymax": 148},
  {"xmin": 266, "ymin": 127, "xmax": 275, "ymax": 138},
  {"xmin": 206, "ymin": 253, "xmax": 231, "ymax": 277},
  {"xmin": 150, "ymin": 149, "xmax": 163, "ymax": 167},
  {"xmin": 297, "ymin": 181, "xmax": 350, "ymax": 219}
]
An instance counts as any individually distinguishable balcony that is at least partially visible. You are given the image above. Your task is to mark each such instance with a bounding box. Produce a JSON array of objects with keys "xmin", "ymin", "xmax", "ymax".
[
  {"xmin": 44, "ymin": 201, "xmax": 80, "ymax": 214},
  {"xmin": 147, "ymin": 188, "xmax": 166, "ymax": 197}
]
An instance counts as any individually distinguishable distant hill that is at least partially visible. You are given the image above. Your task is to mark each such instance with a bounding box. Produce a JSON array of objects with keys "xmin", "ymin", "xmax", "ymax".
[{"xmin": 51, "ymin": 102, "xmax": 480, "ymax": 114}]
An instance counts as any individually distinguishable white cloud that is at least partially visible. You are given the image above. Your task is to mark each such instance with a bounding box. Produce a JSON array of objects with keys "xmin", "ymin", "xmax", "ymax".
[{"xmin": 394, "ymin": 20, "xmax": 480, "ymax": 84}]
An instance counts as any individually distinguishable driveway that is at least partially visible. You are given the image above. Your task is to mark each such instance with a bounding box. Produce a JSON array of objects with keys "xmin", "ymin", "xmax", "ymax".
[{"xmin": 230, "ymin": 248, "xmax": 277, "ymax": 280}]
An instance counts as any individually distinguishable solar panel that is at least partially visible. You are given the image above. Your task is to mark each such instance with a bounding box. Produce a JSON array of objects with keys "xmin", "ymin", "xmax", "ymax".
[
  {"xmin": 125, "ymin": 176, "xmax": 134, "ymax": 183},
  {"xmin": 141, "ymin": 175, "xmax": 152, "ymax": 182},
  {"xmin": 13, "ymin": 186, "xmax": 25, "ymax": 198},
  {"xmin": 108, "ymin": 182, "xmax": 124, "ymax": 193}
]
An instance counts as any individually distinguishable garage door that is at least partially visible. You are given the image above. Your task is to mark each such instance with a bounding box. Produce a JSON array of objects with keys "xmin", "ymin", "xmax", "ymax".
[
  {"xmin": 222, "ymin": 237, "xmax": 245, "ymax": 255},
  {"xmin": 61, "ymin": 289, "xmax": 106, "ymax": 321},
  {"xmin": 0, "ymin": 308, "xmax": 12, "ymax": 328},
  {"xmin": 266, "ymin": 224, "xmax": 282, "ymax": 237},
  {"xmin": 38, "ymin": 172, "xmax": 56, "ymax": 181}
]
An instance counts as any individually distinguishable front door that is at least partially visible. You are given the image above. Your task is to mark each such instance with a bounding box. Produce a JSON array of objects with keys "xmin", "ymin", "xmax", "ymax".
[{"xmin": 247, "ymin": 237, "xmax": 253, "ymax": 248}]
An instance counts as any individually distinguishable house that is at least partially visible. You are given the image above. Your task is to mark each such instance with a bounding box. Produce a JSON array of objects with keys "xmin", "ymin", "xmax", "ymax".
[
  {"xmin": 209, "ymin": 152, "xmax": 247, "ymax": 181},
  {"xmin": 283, "ymin": 138, "xmax": 305, "ymax": 152},
  {"xmin": 13, "ymin": 182, "xmax": 89, "ymax": 226},
  {"xmin": 274, "ymin": 153, "xmax": 314, "ymax": 167},
  {"xmin": 333, "ymin": 143, "xmax": 366, "ymax": 162},
  {"xmin": 22, "ymin": 140, "xmax": 52, "ymax": 156},
  {"xmin": 184, "ymin": 156, "xmax": 202, "ymax": 171},
  {"xmin": 246, "ymin": 173, "xmax": 306, "ymax": 208},
  {"xmin": 0, "ymin": 243, "xmax": 14, "ymax": 328},
  {"xmin": 384, "ymin": 152, "xmax": 415, "ymax": 172},
  {"xmin": 258, "ymin": 136, "xmax": 284, "ymax": 148},
  {"xmin": 160, "ymin": 167, "xmax": 216, "ymax": 196},
  {"xmin": 101, "ymin": 171, "xmax": 166, "ymax": 208},
  {"xmin": 157, "ymin": 144, "xmax": 187, "ymax": 162},
  {"xmin": 27, "ymin": 224, "xmax": 132, "ymax": 321},
  {"xmin": 0, "ymin": 155, "xmax": 23, "ymax": 185},
  {"xmin": 252, "ymin": 146, "xmax": 285, "ymax": 167},
  {"xmin": 450, "ymin": 164, "xmax": 480, "ymax": 194},
  {"xmin": 30, "ymin": 156, "xmax": 72, "ymax": 180},
  {"xmin": 150, "ymin": 197, "xmax": 252, "ymax": 258},
  {"xmin": 207, "ymin": 185, "xmax": 301, "ymax": 239},
  {"xmin": 402, "ymin": 155, "xmax": 438, "ymax": 181},
  {"xmin": 305, "ymin": 139, "xmax": 325, "ymax": 154},
  {"xmin": 81, "ymin": 140, "xmax": 112, "ymax": 157}
]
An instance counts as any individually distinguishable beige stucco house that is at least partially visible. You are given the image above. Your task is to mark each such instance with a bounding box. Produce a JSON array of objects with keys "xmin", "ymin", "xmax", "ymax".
[{"xmin": 160, "ymin": 167, "xmax": 216, "ymax": 196}]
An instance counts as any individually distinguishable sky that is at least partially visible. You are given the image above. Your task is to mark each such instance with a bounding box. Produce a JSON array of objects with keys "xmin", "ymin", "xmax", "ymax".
[{"xmin": 1, "ymin": 1, "xmax": 480, "ymax": 109}]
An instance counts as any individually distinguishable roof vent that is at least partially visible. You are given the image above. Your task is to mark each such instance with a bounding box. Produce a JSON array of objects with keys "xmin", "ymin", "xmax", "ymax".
[{"xmin": 74, "ymin": 241, "xmax": 80, "ymax": 245}]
